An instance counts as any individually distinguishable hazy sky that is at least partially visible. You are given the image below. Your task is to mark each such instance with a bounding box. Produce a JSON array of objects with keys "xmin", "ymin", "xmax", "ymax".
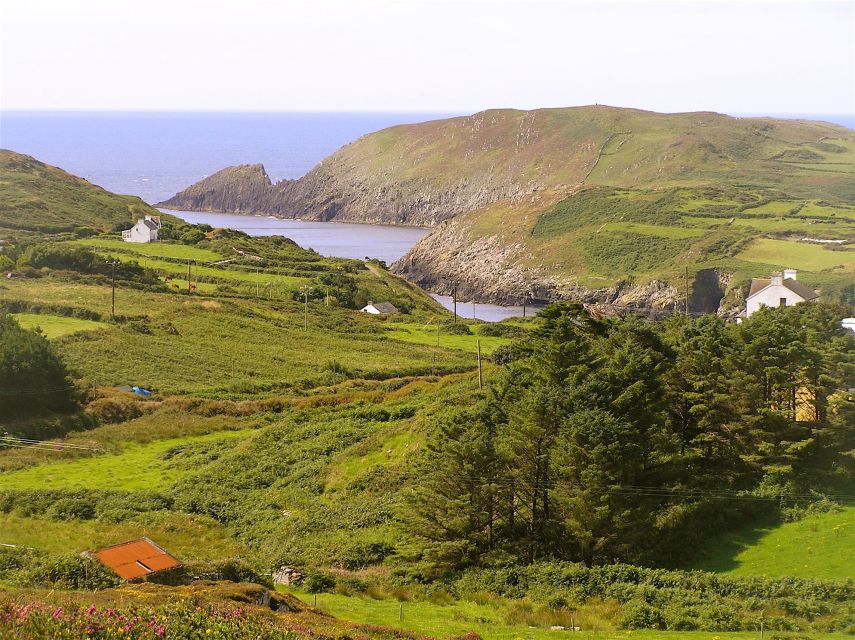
[{"xmin": 1, "ymin": 0, "xmax": 853, "ymax": 115}]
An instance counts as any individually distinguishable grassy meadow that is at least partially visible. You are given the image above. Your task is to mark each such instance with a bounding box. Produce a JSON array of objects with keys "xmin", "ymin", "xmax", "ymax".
[
  {"xmin": 285, "ymin": 590, "xmax": 854, "ymax": 640},
  {"xmin": 10, "ymin": 313, "xmax": 108, "ymax": 339},
  {"xmin": 688, "ymin": 506, "xmax": 855, "ymax": 581}
]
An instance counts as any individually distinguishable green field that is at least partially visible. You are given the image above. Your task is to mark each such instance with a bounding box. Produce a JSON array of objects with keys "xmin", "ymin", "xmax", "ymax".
[
  {"xmin": 737, "ymin": 238, "xmax": 855, "ymax": 271},
  {"xmin": 382, "ymin": 322, "xmax": 512, "ymax": 354},
  {"xmin": 0, "ymin": 512, "xmax": 247, "ymax": 562},
  {"xmin": 286, "ymin": 591, "xmax": 850, "ymax": 640},
  {"xmin": 601, "ymin": 222, "xmax": 706, "ymax": 239},
  {"xmin": 11, "ymin": 313, "xmax": 107, "ymax": 338},
  {"xmin": 0, "ymin": 279, "xmax": 473, "ymax": 395},
  {"xmin": 0, "ymin": 429, "xmax": 255, "ymax": 491},
  {"xmin": 689, "ymin": 507, "xmax": 855, "ymax": 580},
  {"xmin": 68, "ymin": 237, "xmax": 224, "ymax": 261}
]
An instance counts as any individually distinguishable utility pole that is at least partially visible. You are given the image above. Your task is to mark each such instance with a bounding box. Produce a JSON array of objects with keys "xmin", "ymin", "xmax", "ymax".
[
  {"xmin": 256, "ymin": 267, "xmax": 260, "ymax": 298},
  {"xmin": 452, "ymin": 283, "xmax": 458, "ymax": 322},
  {"xmin": 304, "ymin": 291, "xmax": 308, "ymax": 330},
  {"xmin": 472, "ymin": 299, "xmax": 476, "ymax": 319},
  {"xmin": 477, "ymin": 339, "xmax": 483, "ymax": 390},
  {"xmin": 107, "ymin": 259, "xmax": 119, "ymax": 318},
  {"xmin": 187, "ymin": 259, "xmax": 192, "ymax": 294},
  {"xmin": 522, "ymin": 296, "xmax": 526, "ymax": 318}
]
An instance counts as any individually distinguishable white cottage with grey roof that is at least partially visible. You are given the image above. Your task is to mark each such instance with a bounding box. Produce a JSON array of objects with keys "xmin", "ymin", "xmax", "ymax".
[
  {"xmin": 745, "ymin": 269, "xmax": 818, "ymax": 317},
  {"xmin": 360, "ymin": 301, "xmax": 399, "ymax": 315},
  {"xmin": 122, "ymin": 215, "xmax": 161, "ymax": 243}
]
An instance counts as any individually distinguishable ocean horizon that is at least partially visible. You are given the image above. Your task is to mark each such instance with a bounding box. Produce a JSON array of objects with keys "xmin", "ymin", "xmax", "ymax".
[{"xmin": 1, "ymin": 110, "xmax": 852, "ymax": 206}]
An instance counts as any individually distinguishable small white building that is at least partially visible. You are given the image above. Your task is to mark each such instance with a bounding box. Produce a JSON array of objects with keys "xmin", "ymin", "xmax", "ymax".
[
  {"xmin": 842, "ymin": 318, "xmax": 855, "ymax": 334},
  {"xmin": 360, "ymin": 301, "xmax": 399, "ymax": 315},
  {"xmin": 122, "ymin": 215, "xmax": 161, "ymax": 243},
  {"xmin": 745, "ymin": 269, "xmax": 818, "ymax": 317}
]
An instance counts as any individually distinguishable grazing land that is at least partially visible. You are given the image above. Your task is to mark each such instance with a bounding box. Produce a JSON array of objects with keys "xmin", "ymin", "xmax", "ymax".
[
  {"xmin": 10, "ymin": 313, "xmax": 108, "ymax": 339},
  {"xmin": 688, "ymin": 506, "xmax": 855, "ymax": 580}
]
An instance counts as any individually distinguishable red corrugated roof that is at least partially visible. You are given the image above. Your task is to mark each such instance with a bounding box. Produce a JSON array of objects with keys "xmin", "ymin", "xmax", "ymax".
[{"xmin": 93, "ymin": 538, "xmax": 181, "ymax": 580}]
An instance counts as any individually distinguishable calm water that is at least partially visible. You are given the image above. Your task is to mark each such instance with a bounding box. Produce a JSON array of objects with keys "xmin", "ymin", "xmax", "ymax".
[
  {"xmin": 429, "ymin": 294, "xmax": 546, "ymax": 322},
  {"xmin": 166, "ymin": 210, "xmax": 538, "ymax": 320},
  {"xmin": 164, "ymin": 209, "xmax": 429, "ymax": 265}
]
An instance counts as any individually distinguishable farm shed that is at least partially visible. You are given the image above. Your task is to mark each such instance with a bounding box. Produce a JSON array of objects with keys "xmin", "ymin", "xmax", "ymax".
[{"xmin": 90, "ymin": 538, "xmax": 181, "ymax": 580}]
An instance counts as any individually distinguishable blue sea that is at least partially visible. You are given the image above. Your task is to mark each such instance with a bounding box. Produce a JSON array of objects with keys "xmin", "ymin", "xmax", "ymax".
[
  {"xmin": 0, "ymin": 111, "xmax": 457, "ymax": 205},
  {"xmin": 1, "ymin": 111, "xmax": 851, "ymax": 206}
]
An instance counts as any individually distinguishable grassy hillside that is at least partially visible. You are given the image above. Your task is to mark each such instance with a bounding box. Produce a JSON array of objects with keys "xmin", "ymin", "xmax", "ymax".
[
  {"xmin": 0, "ymin": 150, "xmax": 165, "ymax": 233},
  {"xmin": 688, "ymin": 507, "xmax": 855, "ymax": 581},
  {"xmin": 162, "ymin": 105, "xmax": 855, "ymax": 306},
  {"xmin": 3, "ymin": 153, "xmax": 855, "ymax": 639}
]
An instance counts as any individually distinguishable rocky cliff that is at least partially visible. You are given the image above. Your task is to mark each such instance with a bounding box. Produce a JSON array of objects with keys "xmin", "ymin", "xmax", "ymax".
[{"xmin": 160, "ymin": 106, "xmax": 855, "ymax": 307}]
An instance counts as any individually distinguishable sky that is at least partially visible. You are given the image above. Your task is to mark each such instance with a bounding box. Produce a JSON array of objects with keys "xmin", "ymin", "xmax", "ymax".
[{"xmin": 1, "ymin": 0, "xmax": 853, "ymax": 116}]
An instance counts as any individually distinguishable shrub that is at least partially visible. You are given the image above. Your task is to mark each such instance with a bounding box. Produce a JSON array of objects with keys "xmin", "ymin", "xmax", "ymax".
[
  {"xmin": 0, "ymin": 312, "xmax": 78, "ymax": 417},
  {"xmin": 303, "ymin": 571, "xmax": 336, "ymax": 593},
  {"xmin": 86, "ymin": 396, "xmax": 145, "ymax": 423},
  {"xmin": 619, "ymin": 599, "xmax": 665, "ymax": 630},
  {"xmin": 15, "ymin": 554, "xmax": 120, "ymax": 590},
  {"xmin": 441, "ymin": 322, "xmax": 472, "ymax": 335},
  {"xmin": 45, "ymin": 497, "xmax": 96, "ymax": 521},
  {"xmin": 477, "ymin": 323, "xmax": 526, "ymax": 338}
]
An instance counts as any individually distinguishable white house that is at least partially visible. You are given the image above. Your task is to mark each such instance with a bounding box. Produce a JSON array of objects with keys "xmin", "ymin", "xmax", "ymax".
[
  {"xmin": 745, "ymin": 269, "xmax": 818, "ymax": 317},
  {"xmin": 122, "ymin": 215, "xmax": 161, "ymax": 243},
  {"xmin": 842, "ymin": 318, "xmax": 855, "ymax": 334},
  {"xmin": 360, "ymin": 301, "xmax": 399, "ymax": 315}
]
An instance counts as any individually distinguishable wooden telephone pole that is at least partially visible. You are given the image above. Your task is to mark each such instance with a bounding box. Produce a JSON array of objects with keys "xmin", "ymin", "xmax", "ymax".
[
  {"xmin": 477, "ymin": 340, "xmax": 483, "ymax": 390},
  {"xmin": 107, "ymin": 259, "xmax": 120, "ymax": 318}
]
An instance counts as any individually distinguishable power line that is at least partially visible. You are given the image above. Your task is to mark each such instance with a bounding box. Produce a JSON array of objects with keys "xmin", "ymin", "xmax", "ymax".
[
  {"xmin": 0, "ymin": 436, "xmax": 104, "ymax": 452},
  {"xmin": 448, "ymin": 475, "xmax": 855, "ymax": 504},
  {"xmin": 0, "ymin": 385, "xmax": 78, "ymax": 396}
]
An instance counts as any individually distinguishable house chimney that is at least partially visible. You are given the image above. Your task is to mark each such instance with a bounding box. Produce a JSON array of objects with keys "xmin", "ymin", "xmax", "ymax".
[
  {"xmin": 770, "ymin": 272, "xmax": 783, "ymax": 286},
  {"xmin": 783, "ymin": 269, "xmax": 797, "ymax": 281}
]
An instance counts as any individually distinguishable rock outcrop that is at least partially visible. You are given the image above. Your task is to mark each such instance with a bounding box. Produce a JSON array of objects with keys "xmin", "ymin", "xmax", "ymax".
[{"xmin": 159, "ymin": 106, "xmax": 855, "ymax": 306}]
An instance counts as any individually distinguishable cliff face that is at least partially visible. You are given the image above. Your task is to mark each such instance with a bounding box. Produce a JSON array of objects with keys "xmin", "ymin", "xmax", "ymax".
[
  {"xmin": 159, "ymin": 164, "xmax": 283, "ymax": 214},
  {"xmin": 391, "ymin": 208, "xmax": 680, "ymax": 308},
  {"xmin": 159, "ymin": 106, "xmax": 855, "ymax": 307}
]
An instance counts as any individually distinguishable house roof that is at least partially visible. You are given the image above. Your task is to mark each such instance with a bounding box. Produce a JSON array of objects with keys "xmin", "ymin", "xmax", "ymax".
[
  {"xmin": 142, "ymin": 220, "xmax": 159, "ymax": 230},
  {"xmin": 370, "ymin": 302, "xmax": 399, "ymax": 314},
  {"xmin": 747, "ymin": 277, "xmax": 818, "ymax": 301},
  {"xmin": 93, "ymin": 538, "xmax": 181, "ymax": 580}
]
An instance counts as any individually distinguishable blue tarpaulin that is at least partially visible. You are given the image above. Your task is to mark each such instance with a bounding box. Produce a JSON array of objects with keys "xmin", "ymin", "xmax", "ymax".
[{"xmin": 131, "ymin": 386, "xmax": 152, "ymax": 397}]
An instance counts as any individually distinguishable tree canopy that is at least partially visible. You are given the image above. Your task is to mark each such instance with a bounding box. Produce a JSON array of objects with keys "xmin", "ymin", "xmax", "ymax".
[
  {"xmin": 0, "ymin": 312, "xmax": 78, "ymax": 418},
  {"xmin": 406, "ymin": 302, "xmax": 855, "ymax": 571}
]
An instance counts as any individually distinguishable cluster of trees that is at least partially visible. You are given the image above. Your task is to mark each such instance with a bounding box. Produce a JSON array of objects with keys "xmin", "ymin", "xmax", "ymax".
[
  {"xmin": 0, "ymin": 313, "xmax": 78, "ymax": 418},
  {"xmin": 407, "ymin": 302, "xmax": 855, "ymax": 571},
  {"xmin": 19, "ymin": 244, "xmax": 159, "ymax": 285}
]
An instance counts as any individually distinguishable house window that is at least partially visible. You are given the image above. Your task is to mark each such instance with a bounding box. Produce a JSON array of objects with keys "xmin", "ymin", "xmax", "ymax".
[{"xmin": 779, "ymin": 297, "xmax": 787, "ymax": 307}]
